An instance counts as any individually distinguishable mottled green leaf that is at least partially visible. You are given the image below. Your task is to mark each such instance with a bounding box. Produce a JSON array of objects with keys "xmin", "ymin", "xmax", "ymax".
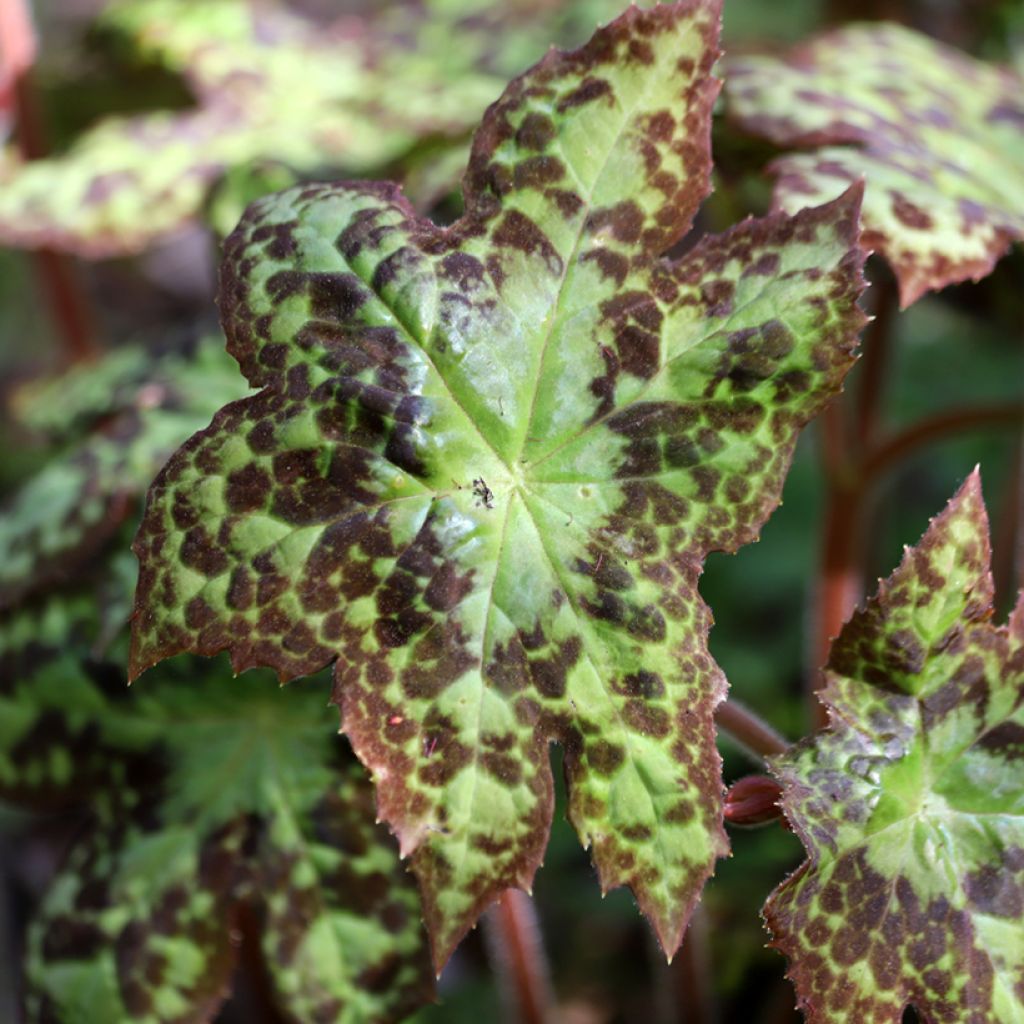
[
  {"xmin": 9, "ymin": 339, "xmax": 241, "ymax": 442},
  {"xmin": 725, "ymin": 24, "xmax": 1024, "ymax": 305},
  {"xmin": 11, "ymin": 344, "xmax": 155, "ymax": 439},
  {"xmin": 130, "ymin": 1, "xmax": 867, "ymax": 966},
  {"xmin": 0, "ymin": 599, "xmax": 433, "ymax": 1022},
  {"xmin": 0, "ymin": 0, "xmax": 627, "ymax": 257},
  {"xmin": 766, "ymin": 471, "xmax": 1024, "ymax": 1023},
  {"xmin": 0, "ymin": 337, "xmax": 249, "ymax": 608}
]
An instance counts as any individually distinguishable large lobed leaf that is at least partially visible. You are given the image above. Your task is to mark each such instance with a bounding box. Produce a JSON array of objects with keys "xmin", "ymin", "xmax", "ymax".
[
  {"xmin": 130, "ymin": 0, "xmax": 867, "ymax": 967},
  {"xmin": 0, "ymin": 592, "xmax": 433, "ymax": 1023},
  {"xmin": 0, "ymin": 0, "xmax": 627, "ymax": 257},
  {"xmin": 725, "ymin": 24, "xmax": 1024, "ymax": 306},
  {"xmin": 0, "ymin": 338, "xmax": 249, "ymax": 609},
  {"xmin": 767, "ymin": 471, "xmax": 1024, "ymax": 1023}
]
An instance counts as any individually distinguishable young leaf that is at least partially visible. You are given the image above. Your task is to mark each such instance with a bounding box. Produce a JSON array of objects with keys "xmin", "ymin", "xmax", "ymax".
[
  {"xmin": 0, "ymin": 0, "xmax": 626, "ymax": 257},
  {"xmin": 0, "ymin": 337, "xmax": 249, "ymax": 608},
  {"xmin": 725, "ymin": 24, "xmax": 1024, "ymax": 306},
  {"xmin": 130, "ymin": 0, "xmax": 867, "ymax": 966},
  {"xmin": 766, "ymin": 471, "xmax": 1024, "ymax": 1024},
  {"xmin": 0, "ymin": 599, "xmax": 433, "ymax": 1023}
]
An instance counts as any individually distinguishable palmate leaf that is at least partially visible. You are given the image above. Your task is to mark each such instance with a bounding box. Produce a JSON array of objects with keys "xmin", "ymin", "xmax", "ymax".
[
  {"xmin": 0, "ymin": 337, "xmax": 249, "ymax": 608},
  {"xmin": 0, "ymin": 596, "xmax": 433, "ymax": 1022},
  {"xmin": 130, "ymin": 0, "xmax": 867, "ymax": 966},
  {"xmin": 766, "ymin": 471, "xmax": 1024, "ymax": 1024},
  {"xmin": 725, "ymin": 24, "xmax": 1024, "ymax": 306},
  {"xmin": 0, "ymin": 0, "xmax": 626, "ymax": 257}
]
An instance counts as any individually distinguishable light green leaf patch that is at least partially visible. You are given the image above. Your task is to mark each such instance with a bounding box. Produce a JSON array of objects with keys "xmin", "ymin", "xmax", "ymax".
[
  {"xmin": 766, "ymin": 471, "xmax": 1024, "ymax": 1024},
  {"xmin": 725, "ymin": 23, "xmax": 1024, "ymax": 305},
  {"xmin": 130, "ymin": 0, "xmax": 867, "ymax": 968}
]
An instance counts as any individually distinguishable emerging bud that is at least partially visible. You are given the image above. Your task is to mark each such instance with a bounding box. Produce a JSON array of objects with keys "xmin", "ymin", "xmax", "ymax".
[{"xmin": 723, "ymin": 775, "xmax": 786, "ymax": 828}]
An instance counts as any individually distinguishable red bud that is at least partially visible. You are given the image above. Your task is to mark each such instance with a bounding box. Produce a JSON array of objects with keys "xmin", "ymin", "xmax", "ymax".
[{"xmin": 723, "ymin": 775, "xmax": 786, "ymax": 827}]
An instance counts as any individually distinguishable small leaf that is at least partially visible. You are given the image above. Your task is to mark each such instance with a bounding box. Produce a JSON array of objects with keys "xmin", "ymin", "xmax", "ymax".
[
  {"xmin": 131, "ymin": 1, "xmax": 867, "ymax": 967},
  {"xmin": 725, "ymin": 24, "xmax": 1024, "ymax": 305},
  {"xmin": 0, "ymin": 337, "xmax": 249, "ymax": 608},
  {"xmin": 766, "ymin": 471, "xmax": 1024, "ymax": 1024}
]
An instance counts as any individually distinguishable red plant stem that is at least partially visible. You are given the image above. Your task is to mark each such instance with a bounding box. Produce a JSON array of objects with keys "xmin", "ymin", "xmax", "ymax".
[
  {"xmin": 993, "ymin": 438, "xmax": 1023, "ymax": 611},
  {"xmin": 715, "ymin": 698, "xmax": 788, "ymax": 762},
  {"xmin": 5, "ymin": 0, "xmax": 97, "ymax": 362},
  {"xmin": 812, "ymin": 477, "xmax": 861, "ymax": 727},
  {"xmin": 31, "ymin": 246, "xmax": 99, "ymax": 362},
  {"xmin": 818, "ymin": 397, "xmax": 849, "ymax": 481},
  {"xmin": 860, "ymin": 404, "xmax": 1024, "ymax": 481},
  {"xmin": 484, "ymin": 889, "xmax": 555, "ymax": 1024},
  {"xmin": 671, "ymin": 904, "xmax": 715, "ymax": 1024},
  {"xmin": 855, "ymin": 275, "xmax": 898, "ymax": 449},
  {"xmin": 808, "ymin": 277, "xmax": 904, "ymax": 728},
  {"xmin": 811, "ymin": 394, "xmax": 859, "ymax": 728}
]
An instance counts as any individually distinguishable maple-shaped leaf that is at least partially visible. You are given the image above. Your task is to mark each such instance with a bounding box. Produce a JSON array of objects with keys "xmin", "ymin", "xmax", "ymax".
[
  {"xmin": 0, "ymin": 0, "xmax": 626, "ymax": 257},
  {"xmin": 725, "ymin": 24, "xmax": 1024, "ymax": 306},
  {"xmin": 0, "ymin": 596, "xmax": 433, "ymax": 1023},
  {"xmin": 130, "ymin": 0, "xmax": 867, "ymax": 966},
  {"xmin": 766, "ymin": 471, "xmax": 1024, "ymax": 1024},
  {"xmin": 0, "ymin": 337, "xmax": 249, "ymax": 609}
]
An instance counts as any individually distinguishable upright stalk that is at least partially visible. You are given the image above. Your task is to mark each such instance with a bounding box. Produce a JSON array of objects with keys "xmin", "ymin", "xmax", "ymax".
[
  {"xmin": 484, "ymin": 889, "xmax": 555, "ymax": 1024},
  {"xmin": 671, "ymin": 905, "xmax": 715, "ymax": 1024},
  {"xmin": 4, "ymin": 0, "xmax": 97, "ymax": 362},
  {"xmin": 808, "ymin": 279, "xmax": 895, "ymax": 728},
  {"xmin": 811, "ymin": 402, "xmax": 859, "ymax": 727}
]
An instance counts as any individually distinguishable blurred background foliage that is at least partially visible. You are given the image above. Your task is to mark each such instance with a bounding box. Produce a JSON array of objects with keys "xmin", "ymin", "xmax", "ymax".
[{"xmin": 1, "ymin": 0, "xmax": 1021, "ymax": 1022}]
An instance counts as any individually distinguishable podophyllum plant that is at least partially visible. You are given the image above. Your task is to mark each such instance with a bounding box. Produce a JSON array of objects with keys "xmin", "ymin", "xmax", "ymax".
[{"xmin": 1, "ymin": 0, "xmax": 1022, "ymax": 1021}]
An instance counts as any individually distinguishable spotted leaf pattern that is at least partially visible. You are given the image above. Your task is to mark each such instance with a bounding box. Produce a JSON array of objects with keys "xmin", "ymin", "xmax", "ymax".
[
  {"xmin": 131, "ymin": 0, "xmax": 867, "ymax": 967},
  {"xmin": 766, "ymin": 471, "xmax": 1024, "ymax": 1023},
  {"xmin": 0, "ymin": 595, "xmax": 433, "ymax": 1023},
  {"xmin": 0, "ymin": 337, "xmax": 248, "ymax": 609},
  {"xmin": 0, "ymin": 0, "xmax": 626, "ymax": 257},
  {"xmin": 725, "ymin": 23, "xmax": 1024, "ymax": 306}
]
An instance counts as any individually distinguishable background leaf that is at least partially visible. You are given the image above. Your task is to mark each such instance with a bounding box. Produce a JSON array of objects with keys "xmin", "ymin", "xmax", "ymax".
[
  {"xmin": 725, "ymin": 23, "xmax": 1024, "ymax": 305},
  {"xmin": 0, "ymin": 587, "xmax": 434, "ymax": 1023},
  {"xmin": 0, "ymin": 0, "xmax": 630, "ymax": 257},
  {"xmin": 0, "ymin": 337, "xmax": 249, "ymax": 608}
]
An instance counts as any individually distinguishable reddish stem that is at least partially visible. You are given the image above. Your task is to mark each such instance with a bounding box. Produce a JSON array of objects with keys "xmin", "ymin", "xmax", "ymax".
[
  {"xmin": 671, "ymin": 904, "xmax": 715, "ymax": 1024},
  {"xmin": 861, "ymin": 404, "xmax": 1024, "ymax": 481},
  {"xmin": 855, "ymin": 275, "xmax": 898, "ymax": 450},
  {"xmin": 715, "ymin": 699, "xmax": 788, "ymax": 762},
  {"xmin": 484, "ymin": 889, "xmax": 555, "ymax": 1024},
  {"xmin": 811, "ymin": 479, "xmax": 861, "ymax": 727},
  {"xmin": 31, "ymin": 247, "xmax": 99, "ymax": 362},
  {"xmin": 810, "ymin": 394, "xmax": 859, "ymax": 729},
  {"xmin": 5, "ymin": 0, "xmax": 98, "ymax": 362},
  {"xmin": 808, "ymin": 277, "xmax": 904, "ymax": 727}
]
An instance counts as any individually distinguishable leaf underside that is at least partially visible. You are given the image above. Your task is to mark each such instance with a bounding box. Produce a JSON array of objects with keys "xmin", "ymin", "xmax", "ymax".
[
  {"xmin": 0, "ymin": 0, "xmax": 626, "ymax": 257},
  {"xmin": 0, "ymin": 337, "xmax": 248, "ymax": 610},
  {"xmin": 0, "ymin": 595, "xmax": 433, "ymax": 1023},
  {"xmin": 767, "ymin": 471, "xmax": 1024, "ymax": 1024},
  {"xmin": 130, "ymin": 0, "xmax": 867, "ymax": 967},
  {"xmin": 725, "ymin": 23, "xmax": 1024, "ymax": 306}
]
